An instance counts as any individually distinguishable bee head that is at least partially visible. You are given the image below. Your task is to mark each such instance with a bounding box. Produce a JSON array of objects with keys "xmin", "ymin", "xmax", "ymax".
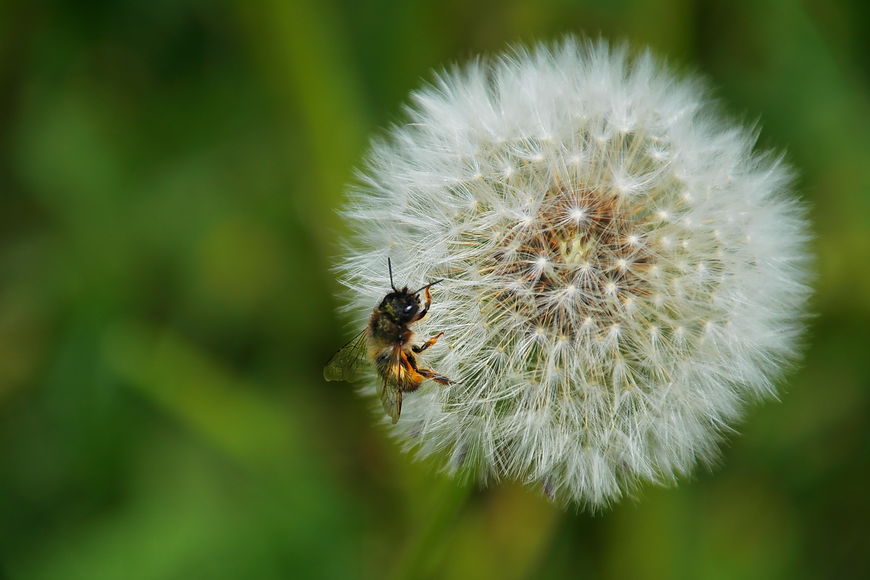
[
  {"xmin": 381, "ymin": 259, "xmax": 443, "ymax": 323},
  {"xmin": 380, "ymin": 289, "xmax": 420, "ymax": 324}
]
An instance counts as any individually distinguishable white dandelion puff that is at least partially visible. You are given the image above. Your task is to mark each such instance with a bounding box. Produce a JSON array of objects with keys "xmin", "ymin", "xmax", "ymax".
[{"xmin": 334, "ymin": 38, "xmax": 811, "ymax": 508}]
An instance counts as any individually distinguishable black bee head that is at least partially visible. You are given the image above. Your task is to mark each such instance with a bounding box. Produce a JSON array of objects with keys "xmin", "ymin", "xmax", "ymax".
[
  {"xmin": 380, "ymin": 259, "xmax": 443, "ymax": 325},
  {"xmin": 379, "ymin": 289, "xmax": 420, "ymax": 324}
]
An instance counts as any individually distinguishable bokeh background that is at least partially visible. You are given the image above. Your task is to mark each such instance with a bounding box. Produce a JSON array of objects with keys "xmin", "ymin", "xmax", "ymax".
[{"xmin": 1, "ymin": 0, "xmax": 867, "ymax": 578}]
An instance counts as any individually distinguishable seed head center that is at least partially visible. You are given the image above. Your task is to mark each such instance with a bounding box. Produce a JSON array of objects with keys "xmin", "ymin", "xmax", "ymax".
[{"xmin": 478, "ymin": 180, "xmax": 655, "ymax": 337}]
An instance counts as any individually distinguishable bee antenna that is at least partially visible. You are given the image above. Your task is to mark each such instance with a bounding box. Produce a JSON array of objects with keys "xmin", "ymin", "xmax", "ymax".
[
  {"xmin": 414, "ymin": 279, "xmax": 444, "ymax": 295},
  {"xmin": 387, "ymin": 258, "xmax": 398, "ymax": 292}
]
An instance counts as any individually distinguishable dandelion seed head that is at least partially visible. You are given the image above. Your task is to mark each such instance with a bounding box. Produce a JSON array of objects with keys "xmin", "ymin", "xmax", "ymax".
[{"xmin": 336, "ymin": 38, "xmax": 811, "ymax": 508}]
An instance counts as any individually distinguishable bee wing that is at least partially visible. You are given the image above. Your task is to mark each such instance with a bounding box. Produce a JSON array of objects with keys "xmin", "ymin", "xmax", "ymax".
[
  {"xmin": 323, "ymin": 330, "xmax": 369, "ymax": 382},
  {"xmin": 378, "ymin": 346, "xmax": 404, "ymax": 423},
  {"xmin": 379, "ymin": 378, "xmax": 403, "ymax": 424}
]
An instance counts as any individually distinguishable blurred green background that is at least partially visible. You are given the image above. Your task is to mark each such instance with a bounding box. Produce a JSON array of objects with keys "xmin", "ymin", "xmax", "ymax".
[{"xmin": 0, "ymin": 0, "xmax": 867, "ymax": 578}]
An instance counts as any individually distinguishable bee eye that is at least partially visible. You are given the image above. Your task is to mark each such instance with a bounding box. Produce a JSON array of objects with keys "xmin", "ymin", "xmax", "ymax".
[{"xmin": 404, "ymin": 304, "xmax": 414, "ymax": 313}]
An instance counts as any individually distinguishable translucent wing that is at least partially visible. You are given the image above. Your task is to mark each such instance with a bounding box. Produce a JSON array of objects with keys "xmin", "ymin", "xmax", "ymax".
[
  {"xmin": 378, "ymin": 347, "xmax": 404, "ymax": 423},
  {"xmin": 323, "ymin": 330, "xmax": 369, "ymax": 382},
  {"xmin": 379, "ymin": 378, "xmax": 403, "ymax": 424}
]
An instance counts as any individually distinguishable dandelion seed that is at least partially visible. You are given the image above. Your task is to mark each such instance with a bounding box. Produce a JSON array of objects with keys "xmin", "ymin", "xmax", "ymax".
[{"xmin": 335, "ymin": 37, "xmax": 811, "ymax": 508}]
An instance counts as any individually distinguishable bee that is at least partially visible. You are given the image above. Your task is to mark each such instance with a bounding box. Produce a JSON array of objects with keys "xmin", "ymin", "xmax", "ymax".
[{"xmin": 324, "ymin": 259, "xmax": 456, "ymax": 423}]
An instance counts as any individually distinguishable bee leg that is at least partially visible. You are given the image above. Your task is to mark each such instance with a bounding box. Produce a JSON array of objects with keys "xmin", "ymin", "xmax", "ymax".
[
  {"xmin": 397, "ymin": 351, "xmax": 427, "ymax": 392},
  {"xmin": 415, "ymin": 286, "xmax": 434, "ymax": 321},
  {"xmin": 412, "ymin": 332, "xmax": 444, "ymax": 353},
  {"xmin": 405, "ymin": 351, "xmax": 455, "ymax": 385},
  {"xmin": 415, "ymin": 367, "xmax": 455, "ymax": 386}
]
